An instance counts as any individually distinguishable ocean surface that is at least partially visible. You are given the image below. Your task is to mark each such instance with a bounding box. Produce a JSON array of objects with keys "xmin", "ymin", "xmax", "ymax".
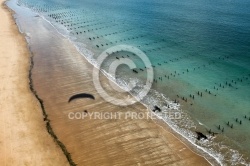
[{"xmin": 7, "ymin": 0, "xmax": 250, "ymax": 165}]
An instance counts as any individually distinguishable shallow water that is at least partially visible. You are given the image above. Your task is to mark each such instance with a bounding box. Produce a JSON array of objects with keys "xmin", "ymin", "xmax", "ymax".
[{"xmin": 8, "ymin": 0, "xmax": 250, "ymax": 165}]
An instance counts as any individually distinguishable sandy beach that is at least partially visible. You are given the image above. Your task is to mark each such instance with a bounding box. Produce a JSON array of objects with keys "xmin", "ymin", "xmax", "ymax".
[
  {"xmin": 30, "ymin": 29, "xmax": 212, "ymax": 165},
  {"xmin": 1, "ymin": 0, "xmax": 213, "ymax": 165},
  {"xmin": 0, "ymin": 1, "xmax": 68, "ymax": 165}
]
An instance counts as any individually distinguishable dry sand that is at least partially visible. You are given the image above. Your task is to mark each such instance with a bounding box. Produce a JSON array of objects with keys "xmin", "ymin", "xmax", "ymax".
[{"xmin": 0, "ymin": 1, "xmax": 69, "ymax": 165}]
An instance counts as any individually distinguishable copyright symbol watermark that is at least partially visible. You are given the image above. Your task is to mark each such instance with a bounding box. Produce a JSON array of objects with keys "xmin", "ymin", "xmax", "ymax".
[{"xmin": 93, "ymin": 45, "xmax": 153, "ymax": 106}]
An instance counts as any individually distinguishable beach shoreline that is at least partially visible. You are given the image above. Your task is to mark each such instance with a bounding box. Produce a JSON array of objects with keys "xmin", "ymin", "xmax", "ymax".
[
  {"xmin": 0, "ymin": 0, "xmax": 69, "ymax": 165},
  {"xmin": 2, "ymin": 0, "xmax": 215, "ymax": 165}
]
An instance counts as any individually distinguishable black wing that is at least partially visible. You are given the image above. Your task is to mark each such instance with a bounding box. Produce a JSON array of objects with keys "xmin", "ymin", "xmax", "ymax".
[{"xmin": 68, "ymin": 93, "xmax": 95, "ymax": 103}]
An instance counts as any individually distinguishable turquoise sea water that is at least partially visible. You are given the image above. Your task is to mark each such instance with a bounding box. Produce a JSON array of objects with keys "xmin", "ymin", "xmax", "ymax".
[{"xmin": 8, "ymin": 0, "xmax": 250, "ymax": 165}]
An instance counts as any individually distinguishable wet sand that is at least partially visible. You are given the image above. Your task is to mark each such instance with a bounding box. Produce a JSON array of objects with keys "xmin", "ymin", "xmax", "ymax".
[
  {"xmin": 0, "ymin": 1, "xmax": 69, "ymax": 165},
  {"xmin": 25, "ymin": 8, "xmax": 213, "ymax": 166}
]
